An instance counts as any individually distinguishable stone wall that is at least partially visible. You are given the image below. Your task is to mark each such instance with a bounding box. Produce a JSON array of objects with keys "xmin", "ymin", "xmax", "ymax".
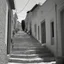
[{"xmin": 0, "ymin": 0, "xmax": 7, "ymax": 64}]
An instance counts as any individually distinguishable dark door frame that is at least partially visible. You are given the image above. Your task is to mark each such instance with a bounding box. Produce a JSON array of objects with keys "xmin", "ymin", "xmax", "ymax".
[
  {"xmin": 7, "ymin": 9, "xmax": 11, "ymax": 54},
  {"xmin": 41, "ymin": 20, "xmax": 46, "ymax": 44}
]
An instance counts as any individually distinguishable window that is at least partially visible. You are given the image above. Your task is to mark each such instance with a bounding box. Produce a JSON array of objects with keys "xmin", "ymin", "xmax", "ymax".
[
  {"xmin": 51, "ymin": 22, "xmax": 54, "ymax": 37},
  {"xmin": 51, "ymin": 21, "xmax": 54, "ymax": 45},
  {"xmin": 34, "ymin": 24, "xmax": 37, "ymax": 37},
  {"xmin": 38, "ymin": 26, "xmax": 40, "ymax": 40}
]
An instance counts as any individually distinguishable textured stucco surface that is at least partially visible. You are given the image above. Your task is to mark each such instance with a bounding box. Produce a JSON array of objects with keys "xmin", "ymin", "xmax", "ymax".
[
  {"xmin": 0, "ymin": 0, "xmax": 7, "ymax": 64},
  {"xmin": 28, "ymin": 0, "xmax": 64, "ymax": 56}
]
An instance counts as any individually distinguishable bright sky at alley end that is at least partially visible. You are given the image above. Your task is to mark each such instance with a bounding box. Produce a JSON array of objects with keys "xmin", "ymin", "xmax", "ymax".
[{"xmin": 14, "ymin": 0, "xmax": 46, "ymax": 22}]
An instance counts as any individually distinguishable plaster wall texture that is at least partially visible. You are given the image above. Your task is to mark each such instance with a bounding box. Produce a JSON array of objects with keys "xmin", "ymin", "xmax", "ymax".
[
  {"xmin": 0, "ymin": 0, "xmax": 7, "ymax": 64},
  {"xmin": 31, "ymin": 0, "xmax": 64, "ymax": 56}
]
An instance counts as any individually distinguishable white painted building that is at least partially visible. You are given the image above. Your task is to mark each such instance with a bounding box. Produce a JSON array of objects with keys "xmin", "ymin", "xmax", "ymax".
[
  {"xmin": 26, "ymin": 0, "xmax": 64, "ymax": 58},
  {"xmin": 0, "ymin": 0, "xmax": 15, "ymax": 63},
  {"xmin": 25, "ymin": 11, "xmax": 32, "ymax": 34},
  {"xmin": 16, "ymin": 21, "xmax": 21, "ymax": 31}
]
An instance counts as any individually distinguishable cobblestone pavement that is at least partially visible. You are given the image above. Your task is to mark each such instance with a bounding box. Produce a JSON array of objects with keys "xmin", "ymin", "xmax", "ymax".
[{"xmin": 8, "ymin": 31, "xmax": 56, "ymax": 64}]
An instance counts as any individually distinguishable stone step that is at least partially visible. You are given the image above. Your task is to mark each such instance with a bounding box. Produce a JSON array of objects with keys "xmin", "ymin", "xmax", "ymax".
[
  {"xmin": 8, "ymin": 61, "xmax": 56, "ymax": 64},
  {"xmin": 14, "ymin": 44, "xmax": 44, "ymax": 49},
  {"xmin": 10, "ymin": 55, "xmax": 55, "ymax": 60},
  {"xmin": 12, "ymin": 47, "xmax": 50, "ymax": 51},
  {"xmin": 10, "ymin": 54, "xmax": 39, "ymax": 58},
  {"xmin": 12, "ymin": 50, "xmax": 36, "ymax": 54},
  {"xmin": 10, "ymin": 52, "xmax": 54, "ymax": 58},
  {"xmin": 8, "ymin": 57, "xmax": 43, "ymax": 63},
  {"xmin": 8, "ymin": 57, "xmax": 55, "ymax": 63},
  {"xmin": 11, "ymin": 53, "xmax": 53, "ymax": 57},
  {"xmin": 12, "ymin": 49, "xmax": 52, "ymax": 55},
  {"xmin": 38, "ymin": 53, "xmax": 54, "ymax": 57},
  {"xmin": 12, "ymin": 52, "xmax": 51, "ymax": 55}
]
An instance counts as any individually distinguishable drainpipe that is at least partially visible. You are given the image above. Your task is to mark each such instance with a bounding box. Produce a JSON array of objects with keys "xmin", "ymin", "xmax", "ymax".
[{"xmin": 55, "ymin": 4, "xmax": 58, "ymax": 57}]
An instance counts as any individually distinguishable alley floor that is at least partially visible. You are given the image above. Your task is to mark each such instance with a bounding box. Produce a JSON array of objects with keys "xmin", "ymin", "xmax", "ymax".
[{"xmin": 8, "ymin": 31, "xmax": 56, "ymax": 64}]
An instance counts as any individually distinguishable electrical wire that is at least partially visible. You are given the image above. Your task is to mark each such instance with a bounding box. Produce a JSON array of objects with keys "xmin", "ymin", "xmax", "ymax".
[{"xmin": 16, "ymin": 0, "xmax": 30, "ymax": 14}]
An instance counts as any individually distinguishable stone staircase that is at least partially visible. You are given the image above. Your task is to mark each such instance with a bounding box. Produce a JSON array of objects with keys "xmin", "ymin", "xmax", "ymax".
[
  {"xmin": 8, "ymin": 31, "xmax": 56, "ymax": 64},
  {"xmin": 8, "ymin": 45, "xmax": 56, "ymax": 64}
]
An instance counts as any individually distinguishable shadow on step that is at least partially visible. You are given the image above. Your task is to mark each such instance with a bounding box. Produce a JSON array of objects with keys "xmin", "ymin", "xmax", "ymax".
[{"xmin": 35, "ymin": 45, "xmax": 56, "ymax": 62}]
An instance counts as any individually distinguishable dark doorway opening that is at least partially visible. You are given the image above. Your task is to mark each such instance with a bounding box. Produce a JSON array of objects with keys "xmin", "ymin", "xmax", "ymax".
[
  {"xmin": 38, "ymin": 26, "xmax": 40, "ymax": 40},
  {"xmin": 41, "ymin": 21, "xmax": 46, "ymax": 44},
  {"xmin": 34, "ymin": 24, "xmax": 37, "ymax": 37},
  {"xmin": 7, "ymin": 10, "xmax": 11, "ymax": 54}
]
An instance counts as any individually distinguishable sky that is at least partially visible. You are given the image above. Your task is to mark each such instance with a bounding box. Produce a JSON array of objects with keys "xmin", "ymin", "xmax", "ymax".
[{"xmin": 14, "ymin": 0, "xmax": 46, "ymax": 22}]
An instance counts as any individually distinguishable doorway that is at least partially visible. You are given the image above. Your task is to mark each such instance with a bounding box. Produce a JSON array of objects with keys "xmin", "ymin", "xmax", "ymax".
[
  {"xmin": 41, "ymin": 21, "xmax": 46, "ymax": 44},
  {"xmin": 7, "ymin": 10, "xmax": 11, "ymax": 54},
  {"xmin": 34, "ymin": 24, "xmax": 37, "ymax": 37},
  {"xmin": 38, "ymin": 26, "xmax": 40, "ymax": 40}
]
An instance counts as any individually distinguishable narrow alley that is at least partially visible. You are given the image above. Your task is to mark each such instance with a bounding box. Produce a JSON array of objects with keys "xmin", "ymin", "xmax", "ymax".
[
  {"xmin": 8, "ymin": 31, "xmax": 56, "ymax": 64},
  {"xmin": 1, "ymin": 0, "xmax": 64, "ymax": 64}
]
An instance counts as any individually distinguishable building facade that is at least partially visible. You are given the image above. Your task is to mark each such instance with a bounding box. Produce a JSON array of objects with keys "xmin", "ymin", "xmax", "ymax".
[
  {"xmin": 15, "ymin": 21, "xmax": 21, "ymax": 31},
  {"xmin": 11, "ymin": 10, "xmax": 15, "ymax": 38},
  {"xmin": 13, "ymin": 13, "xmax": 18, "ymax": 33},
  {"xmin": 0, "ymin": 0, "xmax": 15, "ymax": 63},
  {"xmin": 25, "ymin": 11, "xmax": 32, "ymax": 34},
  {"xmin": 25, "ymin": 0, "xmax": 64, "ymax": 60},
  {"xmin": 0, "ymin": 0, "xmax": 7, "ymax": 63},
  {"xmin": 25, "ymin": 4, "xmax": 40, "ymax": 34},
  {"xmin": 7, "ymin": 0, "xmax": 15, "ymax": 55}
]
